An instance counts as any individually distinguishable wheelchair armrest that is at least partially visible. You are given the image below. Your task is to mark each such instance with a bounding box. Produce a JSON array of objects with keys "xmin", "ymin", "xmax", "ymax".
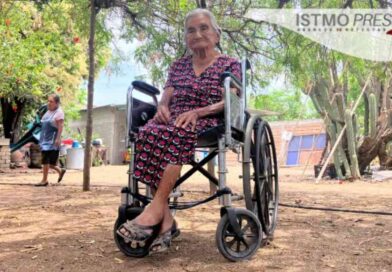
[
  {"xmin": 220, "ymin": 72, "xmax": 242, "ymax": 89},
  {"xmin": 132, "ymin": 81, "xmax": 160, "ymax": 96}
]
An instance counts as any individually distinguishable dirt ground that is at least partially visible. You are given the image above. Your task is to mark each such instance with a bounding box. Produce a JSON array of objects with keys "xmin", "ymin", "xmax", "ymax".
[{"xmin": 0, "ymin": 165, "xmax": 391, "ymax": 272}]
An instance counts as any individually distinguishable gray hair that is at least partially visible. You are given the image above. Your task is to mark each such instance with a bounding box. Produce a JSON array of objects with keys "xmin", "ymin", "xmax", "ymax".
[
  {"xmin": 49, "ymin": 93, "xmax": 60, "ymax": 104},
  {"xmin": 184, "ymin": 9, "xmax": 221, "ymax": 54}
]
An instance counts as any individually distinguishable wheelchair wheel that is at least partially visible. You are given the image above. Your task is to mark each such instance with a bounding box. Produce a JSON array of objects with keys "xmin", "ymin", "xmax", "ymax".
[
  {"xmin": 243, "ymin": 120, "xmax": 279, "ymax": 238},
  {"xmin": 216, "ymin": 208, "xmax": 262, "ymax": 262},
  {"xmin": 113, "ymin": 207, "xmax": 150, "ymax": 258}
]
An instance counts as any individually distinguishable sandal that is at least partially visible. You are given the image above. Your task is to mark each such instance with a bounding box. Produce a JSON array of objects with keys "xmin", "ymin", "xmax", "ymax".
[
  {"xmin": 58, "ymin": 168, "xmax": 66, "ymax": 183},
  {"xmin": 150, "ymin": 229, "xmax": 173, "ymax": 253},
  {"xmin": 116, "ymin": 220, "xmax": 161, "ymax": 243},
  {"xmin": 34, "ymin": 182, "xmax": 48, "ymax": 187},
  {"xmin": 171, "ymin": 219, "xmax": 181, "ymax": 239},
  {"xmin": 150, "ymin": 220, "xmax": 179, "ymax": 253}
]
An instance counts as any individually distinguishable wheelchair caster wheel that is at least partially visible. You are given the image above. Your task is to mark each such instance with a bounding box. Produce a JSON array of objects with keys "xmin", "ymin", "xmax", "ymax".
[
  {"xmin": 216, "ymin": 208, "xmax": 262, "ymax": 262},
  {"xmin": 113, "ymin": 207, "xmax": 150, "ymax": 258}
]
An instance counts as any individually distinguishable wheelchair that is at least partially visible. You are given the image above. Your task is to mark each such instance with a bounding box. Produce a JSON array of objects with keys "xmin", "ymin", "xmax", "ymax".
[{"xmin": 113, "ymin": 59, "xmax": 279, "ymax": 262}]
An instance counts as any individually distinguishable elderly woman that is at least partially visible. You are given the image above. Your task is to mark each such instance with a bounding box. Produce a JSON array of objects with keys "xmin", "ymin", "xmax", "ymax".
[
  {"xmin": 35, "ymin": 94, "xmax": 66, "ymax": 186},
  {"xmin": 117, "ymin": 9, "xmax": 241, "ymax": 252}
]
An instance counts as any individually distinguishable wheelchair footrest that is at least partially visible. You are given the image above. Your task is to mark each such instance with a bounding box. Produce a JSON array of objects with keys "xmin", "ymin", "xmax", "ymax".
[
  {"xmin": 126, "ymin": 187, "xmax": 232, "ymax": 210},
  {"xmin": 168, "ymin": 187, "xmax": 232, "ymax": 210},
  {"xmin": 169, "ymin": 191, "xmax": 183, "ymax": 198},
  {"xmin": 231, "ymin": 193, "xmax": 244, "ymax": 201}
]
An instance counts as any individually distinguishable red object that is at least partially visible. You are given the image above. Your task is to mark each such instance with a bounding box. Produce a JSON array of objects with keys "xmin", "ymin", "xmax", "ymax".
[
  {"xmin": 12, "ymin": 105, "xmax": 17, "ymax": 112},
  {"xmin": 56, "ymin": 86, "xmax": 62, "ymax": 92},
  {"xmin": 62, "ymin": 139, "xmax": 74, "ymax": 145},
  {"xmin": 73, "ymin": 37, "xmax": 80, "ymax": 43},
  {"xmin": 5, "ymin": 19, "xmax": 11, "ymax": 27},
  {"xmin": 387, "ymin": 29, "xmax": 392, "ymax": 35}
]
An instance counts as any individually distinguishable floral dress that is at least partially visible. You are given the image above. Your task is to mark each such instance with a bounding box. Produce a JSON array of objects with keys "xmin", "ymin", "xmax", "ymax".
[{"xmin": 134, "ymin": 54, "xmax": 241, "ymax": 188}]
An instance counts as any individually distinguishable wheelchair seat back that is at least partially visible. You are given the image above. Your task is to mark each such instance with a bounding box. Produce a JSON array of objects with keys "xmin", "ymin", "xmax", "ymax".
[{"xmin": 128, "ymin": 98, "xmax": 156, "ymax": 134}]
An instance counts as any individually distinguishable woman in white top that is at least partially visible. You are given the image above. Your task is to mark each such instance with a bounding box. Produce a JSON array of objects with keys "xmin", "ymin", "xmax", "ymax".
[{"xmin": 35, "ymin": 94, "xmax": 66, "ymax": 186}]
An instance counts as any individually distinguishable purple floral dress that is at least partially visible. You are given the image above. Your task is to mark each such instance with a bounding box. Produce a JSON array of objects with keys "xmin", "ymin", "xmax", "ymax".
[{"xmin": 134, "ymin": 54, "xmax": 241, "ymax": 188}]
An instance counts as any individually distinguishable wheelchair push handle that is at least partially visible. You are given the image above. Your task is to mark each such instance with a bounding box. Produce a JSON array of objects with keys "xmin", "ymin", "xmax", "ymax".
[{"xmin": 131, "ymin": 81, "xmax": 160, "ymax": 96}]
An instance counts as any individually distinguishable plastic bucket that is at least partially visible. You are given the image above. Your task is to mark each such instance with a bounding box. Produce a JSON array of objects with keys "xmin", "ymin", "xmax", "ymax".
[{"xmin": 66, "ymin": 148, "xmax": 84, "ymax": 169}]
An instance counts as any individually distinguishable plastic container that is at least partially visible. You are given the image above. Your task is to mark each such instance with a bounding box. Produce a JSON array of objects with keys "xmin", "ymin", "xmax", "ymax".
[
  {"xmin": 59, "ymin": 145, "xmax": 68, "ymax": 156},
  {"xmin": 66, "ymin": 148, "xmax": 84, "ymax": 169},
  {"xmin": 72, "ymin": 140, "xmax": 81, "ymax": 148},
  {"xmin": 62, "ymin": 139, "xmax": 73, "ymax": 146}
]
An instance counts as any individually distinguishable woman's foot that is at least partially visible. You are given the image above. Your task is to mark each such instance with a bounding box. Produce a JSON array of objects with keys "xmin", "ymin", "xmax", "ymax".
[
  {"xmin": 34, "ymin": 181, "xmax": 48, "ymax": 187},
  {"xmin": 57, "ymin": 168, "xmax": 66, "ymax": 183},
  {"xmin": 150, "ymin": 220, "xmax": 179, "ymax": 253},
  {"xmin": 116, "ymin": 220, "xmax": 161, "ymax": 243},
  {"xmin": 150, "ymin": 228, "xmax": 173, "ymax": 253},
  {"xmin": 117, "ymin": 207, "xmax": 163, "ymax": 242}
]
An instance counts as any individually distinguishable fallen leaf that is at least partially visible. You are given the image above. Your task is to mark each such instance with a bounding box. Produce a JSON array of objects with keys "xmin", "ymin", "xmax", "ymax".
[
  {"xmin": 20, "ymin": 244, "xmax": 43, "ymax": 253},
  {"xmin": 114, "ymin": 257, "xmax": 124, "ymax": 264},
  {"xmin": 88, "ymin": 253, "xmax": 104, "ymax": 257},
  {"xmin": 78, "ymin": 239, "xmax": 95, "ymax": 244}
]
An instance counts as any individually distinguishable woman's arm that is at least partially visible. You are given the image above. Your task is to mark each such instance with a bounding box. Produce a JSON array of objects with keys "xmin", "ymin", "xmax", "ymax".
[
  {"xmin": 153, "ymin": 87, "xmax": 174, "ymax": 124},
  {"xmin": 55, "ymin": 119, "xmax": 64, "ymax": 147},
  {"xmin": 194, "ymin": 100, "xmax": 224, "ymax": 118},
  {"xmin": 159, "ymin": 87, "xmax": 174, "ymax": 107},
  {"xmin": 195, "ymin": 86, "xmax": 238, "ymax": 117},
  {"xmin": 175, "ymin": 87, "xmax": 238, "ymax": 131}
]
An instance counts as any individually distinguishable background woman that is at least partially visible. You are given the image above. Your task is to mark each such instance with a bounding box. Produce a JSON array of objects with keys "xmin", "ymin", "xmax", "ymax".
[{"xmin": 35, "ymin": 93, "xmax": 66, "ymax": 186}]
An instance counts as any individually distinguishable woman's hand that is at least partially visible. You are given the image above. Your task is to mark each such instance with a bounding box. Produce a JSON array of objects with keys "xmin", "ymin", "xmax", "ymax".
[
  {"xmin": 175, "ymin": 110, "xmax": 199, "ymax": 131},
  {"xmin": 54, "ymin": 138, "xmax": 61, "ymax": 147},
  {"xmin": 153, "ymin": 104, "xmax": 170, "ymax": 124}
]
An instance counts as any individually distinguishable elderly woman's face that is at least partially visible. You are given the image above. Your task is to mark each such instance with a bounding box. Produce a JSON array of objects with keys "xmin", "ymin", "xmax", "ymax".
[{"xmin": 185, "ymin": 14, "xmax": 219, "ymax": 52}]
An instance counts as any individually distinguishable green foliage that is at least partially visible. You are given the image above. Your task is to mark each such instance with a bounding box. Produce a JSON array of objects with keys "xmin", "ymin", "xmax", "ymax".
[
  {"xmin": 120, "ymin": 0, "xmax": 280, "ymax": 86},
  {"xmin": 0, "ymin": 0, "xmax": 111, "ymax": 137},
  {"xmin": 0, "ymin": 2, "xmax": 85, "ymax": 102},
  {"xmin": 249, "ymin": 88, "xmax": 318, "ymax": 121}
]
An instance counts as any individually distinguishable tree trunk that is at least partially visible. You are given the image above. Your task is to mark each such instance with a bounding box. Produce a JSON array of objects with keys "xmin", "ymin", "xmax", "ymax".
[
  {"xmin": 83, "ymin": 0, "xmax": 96, "ymax": 191},
  {"xmin": 1, "ymin": 98, "xmax": 25, "ymax": 144}
]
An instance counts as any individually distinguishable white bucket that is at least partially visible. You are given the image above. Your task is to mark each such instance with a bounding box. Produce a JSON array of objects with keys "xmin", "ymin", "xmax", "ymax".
[{"xmin": 66, "ymin": 148, "xmax": 84, "ymax": 170}]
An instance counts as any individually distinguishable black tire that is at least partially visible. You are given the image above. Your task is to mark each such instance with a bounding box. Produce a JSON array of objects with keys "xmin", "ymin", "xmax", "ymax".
[
  {"xmin": 113, "ymin": 207, "xmax": 150, "ymax": 258},
  {"xmin": 244, "ymin": 120, "xmax": 279, "ymax": 238},
  {"xmin": 216, "ymin": 209, "xmax": 262, "ymax": 262}
]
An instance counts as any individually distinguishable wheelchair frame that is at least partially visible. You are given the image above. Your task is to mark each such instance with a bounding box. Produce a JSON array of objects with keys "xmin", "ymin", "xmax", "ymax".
[{"xmin": 114, "ymin": 59, "xmax": 279, "ymax": 261}]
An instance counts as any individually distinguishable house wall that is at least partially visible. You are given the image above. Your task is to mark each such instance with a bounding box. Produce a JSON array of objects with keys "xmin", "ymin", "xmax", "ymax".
[
  {"xmin": 269, "ymin": 119, "xmax": 326, "ymax": 166},
  {"xmin": 222, "ymin": 119, "xmax": 326, "ymax": 167},
  {"xmin": 69, "ymin": 105, "xmax": 127, "ymax": 165},
  {"xmin": 112, "ymin": 107, "xmax": 127, "ymax": 164}
]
